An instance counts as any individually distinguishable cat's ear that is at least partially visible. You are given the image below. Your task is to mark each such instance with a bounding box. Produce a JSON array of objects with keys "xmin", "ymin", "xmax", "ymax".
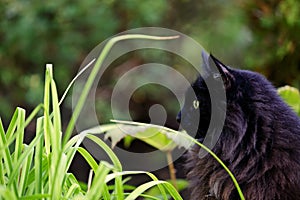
[
  {"xmin": 209, "ymin": 54, "xmax": 233, "ymax": 88},
  {"xmin": 201, "ymin": 50, "xmax": 212, "ymax": 76},
  {"xmin": 201, "ymin": 51, "xmax": 233, "ymax": 88}
]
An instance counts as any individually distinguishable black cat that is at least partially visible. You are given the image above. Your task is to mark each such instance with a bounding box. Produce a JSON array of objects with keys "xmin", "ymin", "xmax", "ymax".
[{"xmin": 177, "ymin": 51, "xmax": 300, "ymax": 200}]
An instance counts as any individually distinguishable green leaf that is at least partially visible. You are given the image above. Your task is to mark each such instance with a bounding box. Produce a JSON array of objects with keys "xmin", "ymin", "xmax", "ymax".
[
  {"xmin": 86, "ymin": 134, "xmax": 124, "ymax": 200},
  {"xmin": 123, "ymin": 135, "xmax": 136, "ymax": 148},
  {"xmin": 107, "ymin": 120, "xmax": 192, "ymax": 151},
  {"xmin": 0, "ymin": 118, "xmax": 13, "ymax": 177},
  {"xmin": 105, "ymin": 171, "xmax": 168, "ymax": 200},
  {"xmin": 17, "ymin": 145, "xmax": 34, "ymax": 196},
  {"xmin": 85, "ymin": 162, "xmax": 112, "ymax": 200},
  {"xmin": 145, "ymin": 179, "xmax": 189, "ymax": 199},
  {"xmin": 278, "ymin": 85, "xmax": 300, "ymax": 115},
  {"xmin": 106, "ymin": 125, "xmax": 177, "ymax": 150},
  {"xmin": 0, "ymin": 186, "xmax": 18, "ymax": 200},
  {"xmin": 124, "ymin": 180, "xmax": 182, "ymax": 200},
  {"xmin": 50, "ymin": 72, "xmax": 62, "ymax": 152},
  {"xmin": 77, "ymin": 147, "xmax": 98, "ymax": 172},
  {"xmin": 34, "ymin": 117, "xmax": 43, "ymax": 194},
  {"xmin": 14, "ymin": 107, "xmax": 26, "ymax": 164},
  {"xmin": 86, "ymin": 134, "xmax": 122, "ymax": 172}
]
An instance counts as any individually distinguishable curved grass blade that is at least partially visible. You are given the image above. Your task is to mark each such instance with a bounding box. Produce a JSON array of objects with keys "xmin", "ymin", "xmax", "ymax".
[
  {"xmin": 77, "ymin": 147, "xmax": 98, "ymax": 172},
  {"xmin": 0, "ymin": 186, "xmax": 18, "ymax": 200},
  {"xmin": 85, "ymin": 161, "xmax": 112, "ymax": 200},
  {"xmin": 124, "ymin": 180, "xmax": 182, "ymax": 200},
  {"xmin": 111, "ymin": 119, "xmax": 245, "ymax": 200},
  {"xmin": 86, "ymin": 134, "xmax": 124, "ymax": 200},
  {"xmin": 64, "ymin": 34, "xmax": 179, "ymax": 146},
  {"xmin": 8, "ymin": 133, "xmax": 42, "ymax": 188},
  {"xmin": 105, "ymin": 171, "xmax": 169, "ymax": 200},
  {"xmin": 24, "ymin": 104, "xmax": 43, "ymax": 128}
]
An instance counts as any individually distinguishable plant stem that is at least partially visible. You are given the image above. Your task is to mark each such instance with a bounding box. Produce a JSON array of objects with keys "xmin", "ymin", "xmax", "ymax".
[{"xmin": 166, "ymin": 151, "xmax": 177, "ymax": 190}]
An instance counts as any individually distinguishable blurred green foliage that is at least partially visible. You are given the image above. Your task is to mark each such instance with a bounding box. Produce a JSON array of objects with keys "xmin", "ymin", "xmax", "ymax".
[
  {"xmin": 242, "ymin": 0, "xmax": 300, "ymax": 86},
  {"xmin": 0, "ymin": 0, "xmax": 299, "ymax": 125},
  {"xmin": 278, "ymin": 85, "xmax": 300, "ymax": 116},
  {"xmin": 0, "ymin": 0, "xmax": 167, "ymax": 122}
]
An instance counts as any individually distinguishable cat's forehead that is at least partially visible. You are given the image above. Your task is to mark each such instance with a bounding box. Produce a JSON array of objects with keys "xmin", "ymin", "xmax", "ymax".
[
  {"xmin": 184, "ymin": 87, "xmax": 198, "ymax": 101},
  {"xmin": 184, "ymin": 77, "xmax": 209, "ymax": 99},
  {"xmin": 192, "ymin": 75, "xmax": 209, "ymax": 89}
]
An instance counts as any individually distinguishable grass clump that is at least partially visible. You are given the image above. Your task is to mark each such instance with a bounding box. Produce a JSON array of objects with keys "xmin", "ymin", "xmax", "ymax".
[
  {"xmin": 0, "ymin": 34, "xmax": 183, "ymax": 200},
  {"xmin": 0, "ymin": 64, "xmax": 183, "ymax": 200}
]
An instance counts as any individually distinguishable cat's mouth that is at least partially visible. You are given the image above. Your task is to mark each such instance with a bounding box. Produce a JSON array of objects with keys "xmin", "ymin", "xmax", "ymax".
[
  {"xmin": 197, "ymin": 137, "xmax": 204, "ymax": 143},
  {"xmin": 182, "ymin": 125, "xmax": 206, "ymax": 143},
  {"xmin": 177, "ymin": 112, "xmax": 206, "ymax": 142}
]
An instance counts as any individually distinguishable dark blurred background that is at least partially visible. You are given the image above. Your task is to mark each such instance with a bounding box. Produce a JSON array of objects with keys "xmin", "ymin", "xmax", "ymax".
[{"xmin": 1, "ymin": 0, "xmax": 300, "ymax": 188}]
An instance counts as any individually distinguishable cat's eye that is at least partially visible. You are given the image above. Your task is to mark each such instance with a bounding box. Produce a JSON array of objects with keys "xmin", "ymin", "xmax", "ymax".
[{"xmin": 193, "ymin": 100, "xmax": 199, "ymax": 109}]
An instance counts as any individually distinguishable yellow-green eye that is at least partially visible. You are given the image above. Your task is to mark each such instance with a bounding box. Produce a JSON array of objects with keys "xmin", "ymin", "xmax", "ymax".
[{"xmin": 193, "ymin": 100, "xmax": 199, "ymax": 109}]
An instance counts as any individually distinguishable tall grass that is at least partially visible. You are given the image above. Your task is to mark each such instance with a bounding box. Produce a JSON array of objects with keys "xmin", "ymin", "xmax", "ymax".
[
  {"xmin": 5, "ymin": 33, "xmax": 298, "ymax": 200},
  {"xmin": 0, "ymin": 35, "xmax": 183, "ymax": 200}
]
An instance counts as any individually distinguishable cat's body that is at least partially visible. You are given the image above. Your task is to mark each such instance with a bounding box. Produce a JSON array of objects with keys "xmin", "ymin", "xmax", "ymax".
[{"xmin": 178, "ymin": 52, "xmax": 300, "ymax": 200}]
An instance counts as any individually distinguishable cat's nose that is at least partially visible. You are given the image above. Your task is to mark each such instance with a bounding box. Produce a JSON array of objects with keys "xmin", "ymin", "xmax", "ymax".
[{"xmin": 176, "ymin": 111, "xmax": 181, "ymax": 123}]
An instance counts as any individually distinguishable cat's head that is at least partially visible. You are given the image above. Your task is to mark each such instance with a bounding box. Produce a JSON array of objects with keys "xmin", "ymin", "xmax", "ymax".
[
  {"xmin": 177, "ymin": 51, "xmax": 233, "ymax": 141},
  {"xmin": 177, "ymin": 51, "xmax": 274, "ymax": 143}
]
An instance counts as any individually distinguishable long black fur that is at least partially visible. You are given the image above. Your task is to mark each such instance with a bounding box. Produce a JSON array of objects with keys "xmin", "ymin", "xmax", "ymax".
[{"xmin": 178, "ymin": 53, "xmax": 300, "ymax": 200}]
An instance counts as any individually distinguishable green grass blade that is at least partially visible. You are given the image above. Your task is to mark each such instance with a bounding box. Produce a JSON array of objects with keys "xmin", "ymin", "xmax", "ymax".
[
  {"xmin": 0, "ymin": 119, "xmax": 18, "ymax": 196},
  {"xmin": 34, "ymin": 117, "xmax": 43, "ymax": 194},
  {"xmin": 24, "ymin": 104, "xmax": 43, "ymax": 128},
  {"xmin": 18, "ymin": 145, "xmax": 34, "ymax": 196},
  {"xmin": 65, "ymin": 184, "xmax": 80, "ymax": 199},
  {"xmin": 50, "ymin": 76, "xmax": 62, "ymax": 152},
  {"xmin": 190, "ymin": 139, "xmax": 245, "ymax": 199},
  {"xmin": 19, "ymin": 194, "xmax": 51, "ymax": 200},
  {"xmin": 77, "ymin": 147, "xmax": 98, "ymax": 172},
  {"xmin": 102, "ymin": 184, "xmax": 111, "ymax": 200},
  {"xmin": 44, "ymin": 64, "xmax": 60, "ymax": 197},
  {"xmin": 159, "ymin": 181, "xmax": 184, "ymax": 200},
  {"xmin": 14, "ymin": 107, "xmax": 26, "ymax": 164},
  {"xmin": 63, "ymin": 134, "xmax": 83, "ymax": 152},
  {"xmin": 64, "ymin": 173, "xmax": 82, "ymax": 198},
  {"xmin": 86, "ymin": 134, "xmax": 124, "ymax": 199},
  {"xmin": 125, "ymin": 193, "xmax": 161, "ymax": 200},
  {"xmin": 43, "ymin": 64, "xmax": 52, "ymax": 155},
  {"xmin": 8, "ymin": 134, "xmax": 42, "ymax": 188},
  {"xmin": 51, "ymin": 153, "xmax": 67, "ymax": 199},
  {"xmin": 49, "ymin": 70, "xmax": 65, "ymax": 196},
  {"xmin": 86, "ymin": 162, "xmax": 112, "ymax": 200},
  {"xmin": 0, "ymin": 118, "xmax": 13, "ymax": 180},
  {"xmin": 124, "ymin": 180, "xmax": 181, "ymax": 200},
  {"xmin": 64, "ymin": 34, "xmax": 179, "ymax": 146},
  {"xmin": 58, "ymin": 58, "xmax": 96, "ymax": 106},
  {"xmin": 112, "ymin": 120, "xmax": 245, "ymax": 200},
  {"xmin": 86, "ymin": 134, "xmax": 122, "ymax": 171},
  {"xmin": 5, "ymin": 109, "xmax": 19, "ymax": 141},
  {"xmin": 105, "ymin": 171, "xmax": 168, "ymax": 200},
  {"xmin": 63, "ymin": 133, "xmax": 86, "ymax": 174},
  {"xmin": 0, "ymin": 186, "xmax": 18, "ymax": 200},
  {"xmin": 0, "ymin": 158, "xmax": 4, "ymax": 185}
]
